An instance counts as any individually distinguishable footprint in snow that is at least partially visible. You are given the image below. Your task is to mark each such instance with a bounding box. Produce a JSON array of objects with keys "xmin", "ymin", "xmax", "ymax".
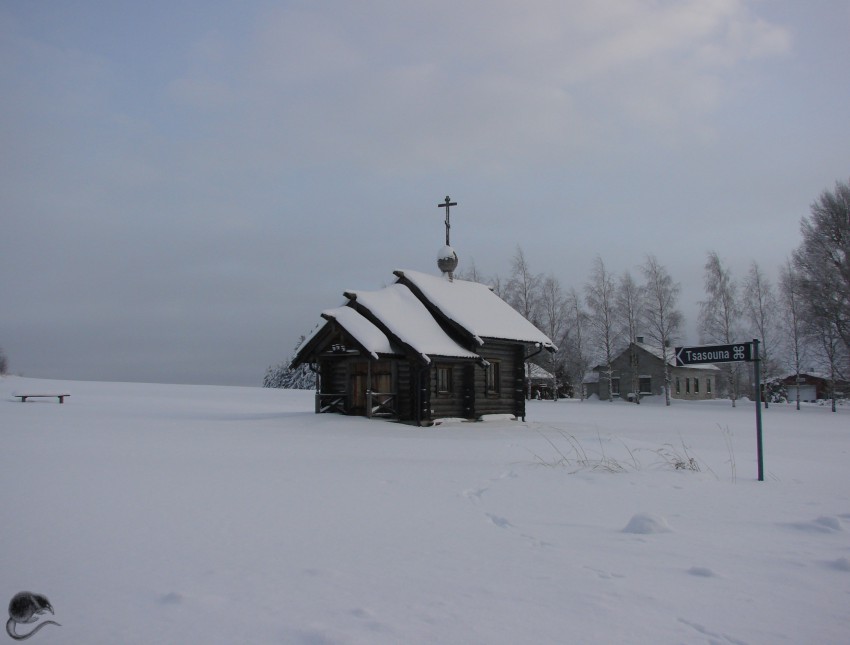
[
  {"xmin": 813, "ymin": 515, "xmax": 843, "ymax": 531},
  {"xmin": 826, "ymin": 557, "xmax": 850, "ymax": 572},
  {"xmin": 462, "ymin": 487, "xmax": 487, "ymax": 503},
  {"xmin": 687, "ymin": 566, "xmax": 717, "ymax": 578},
  {"xmin": 678, "ymin": 618, "xmax": 748, "ymax": 645},
  {"xmin": 786, "ymin": 515, "xmax": 844, "ymax": 534},
  {"xmin": 486, "ymin": 513, "xmax": 513, "ymax": 528},
  {"xmin": 584, "ymin": 566, "xmax": 625, "ymax": 580},
  {"xmin": 349, "ymin": 607, "xmax": 392, "ymax": 633}
]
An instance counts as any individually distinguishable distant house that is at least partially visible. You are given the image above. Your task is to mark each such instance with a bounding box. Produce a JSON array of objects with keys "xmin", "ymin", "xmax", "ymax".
[
  {"xmin": 526, "ymin": 362, "xmax": 565, "ymax": 399},
  {"xmin": 290, "ymin": 266, "xmax": 556, "ymax": 425},
  {"xmin": 586, "ymin": 338, "xmax": 719, "ymax": 401},
  {"xmin": 777, "ymin": 373, "xmax": 849, "ymax": 402}
]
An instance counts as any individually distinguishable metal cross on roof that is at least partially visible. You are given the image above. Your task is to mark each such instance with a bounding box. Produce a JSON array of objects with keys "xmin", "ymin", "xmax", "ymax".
[{"xmin": 438, "ymin": 196, "xmax": 457, "ymax": 246}]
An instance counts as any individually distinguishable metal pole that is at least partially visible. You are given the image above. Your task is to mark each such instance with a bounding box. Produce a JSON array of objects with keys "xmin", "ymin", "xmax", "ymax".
[{"xmin": 753, "ymin": 338, "xmax": 764, "ymax": 481}]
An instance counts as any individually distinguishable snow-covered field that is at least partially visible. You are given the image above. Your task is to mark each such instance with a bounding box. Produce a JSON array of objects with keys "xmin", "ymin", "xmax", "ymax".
[{"xmin": 2, "ymin": 376, "xmax": 849, "ymax": 644}]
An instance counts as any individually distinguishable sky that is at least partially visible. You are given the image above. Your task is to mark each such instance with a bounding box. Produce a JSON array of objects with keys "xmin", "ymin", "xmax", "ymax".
[{"xmin": 2, "ymin": 0, "xmax": 849, "ymax": 386}]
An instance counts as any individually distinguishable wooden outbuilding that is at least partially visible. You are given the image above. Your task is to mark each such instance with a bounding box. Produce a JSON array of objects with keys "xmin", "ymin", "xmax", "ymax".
[
  {"xmin": 777, "ymin": 373, "xmax": 849, "ymax": 402},
  {"xmin": 290, "ymin": 267, "xmax": 556, "ymax": 425}
]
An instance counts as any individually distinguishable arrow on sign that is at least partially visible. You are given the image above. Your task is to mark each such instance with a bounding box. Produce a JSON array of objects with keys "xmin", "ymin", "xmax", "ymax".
[{"xmin": 674, "ymin": 343, "xmax": 753, "ymax": 366}]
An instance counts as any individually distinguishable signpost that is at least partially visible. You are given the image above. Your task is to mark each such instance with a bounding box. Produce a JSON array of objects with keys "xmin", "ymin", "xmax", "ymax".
[
  {"xmin": 674, "ymin": 340, "xmax": 764, "ymax": 481},
  {"xmin": 675, "ymin": 343, "xmax": 752, "ymax": 366}
]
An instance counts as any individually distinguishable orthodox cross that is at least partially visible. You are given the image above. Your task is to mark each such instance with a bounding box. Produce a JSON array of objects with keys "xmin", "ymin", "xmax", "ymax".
[{"xmin": 437, "ymin": 196, "xmax": 457, "ymax": 246}]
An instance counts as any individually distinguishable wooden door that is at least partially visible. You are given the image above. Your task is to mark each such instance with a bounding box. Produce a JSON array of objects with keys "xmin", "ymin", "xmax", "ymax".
[
  {"xmin": 350, "ymin": 362, "xmax": 368, "ymax": 412},
  {"xmin": 350, "ymin": 361, "xmax": 394, "ymax": 414},
  {"xmin": 371, "ymin": 361, "xmax": 392, "ymax": 394}
]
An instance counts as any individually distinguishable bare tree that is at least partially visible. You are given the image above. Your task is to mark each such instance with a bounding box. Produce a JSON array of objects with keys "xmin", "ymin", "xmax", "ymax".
[
  {"xmin": 0, "ymin": 347, "xmax": 8, "ymax": 375},
  {"xmin": 808, "ymin": 312, "xmax": 846, "ymax": 412},
  {"xmin": 506, "ymin": 246, "xmax": 542, "ymax": 326},
  {"xmin": 585, "ymin": 256, "xmax": 619, "ymax": 402},
  {"xmin": 505, "ymin": 246, "xmax": 544, "ymax": 399},
  {"xmin": 539, "ymin": 273, "xmax": 567, "ymax": 400},
  {"xmin": 455, "ymin": 259, "xmax": 484, "ymax": 283},
  {"xmin": 616, "ymin": 271, "xmax": 645, "ymax": 403},
  {"xmin": 489, "ymin": 274, "xmax": 507, "ymax": 300},
  {"xmin": 455, "ymin": 262, "xmax": 508, "ymax": 304},
  {"xmin": 742, "ymin": 261, "xmax": 778, "ymax": 408},
  {"xmin": 699, "ymin": 251, "xmax": 742, "ymax": 405},
  {"xmin": 778, "ymin": 259, "xmax": 807, "ymax": 410},
  {"xmin": 792, "ymin": 179, "xmax": 850, "ymax": 358},
  {"xmin": 565, "ymin": 287, "xmax": 590, "ymax": 400},
  {"xmin": 641, "ymin": 255, "xmax": 683, "ymax": 406}
]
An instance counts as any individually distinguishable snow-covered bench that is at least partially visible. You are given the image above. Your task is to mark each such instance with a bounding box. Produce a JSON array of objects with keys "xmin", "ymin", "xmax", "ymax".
[{"xmin": 14, "ymin": 393, "xmax": 70, "ymax": 404}]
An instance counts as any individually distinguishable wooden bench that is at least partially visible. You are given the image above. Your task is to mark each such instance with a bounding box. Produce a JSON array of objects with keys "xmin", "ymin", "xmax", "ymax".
[{"xmin": 14, "ymin": 393, "xmax": 70, "ymax": 404}]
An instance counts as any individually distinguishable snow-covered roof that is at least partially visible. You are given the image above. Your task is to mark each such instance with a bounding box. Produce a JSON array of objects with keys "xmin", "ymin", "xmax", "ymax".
[
  {"xmin": 345, "ymin": 283, "xmax": 480, "ymax": 364},
  {"xmin": 777, "ymin": 371, "xmax": 831, "ymax": 381},
  {"xmin": 294, "ymin": 269, "xmax": 556, "ymax": 367},
  {"xmin": 394, "ymin": 269, "xmax": 556, "ymax": 350},
  {"xmin": 526, "ymin": 363, "xmax": 554, "ymax": 380},
  {"xmin": 320, "ymin": 306, "xmax": 399, "ymax": 360}
]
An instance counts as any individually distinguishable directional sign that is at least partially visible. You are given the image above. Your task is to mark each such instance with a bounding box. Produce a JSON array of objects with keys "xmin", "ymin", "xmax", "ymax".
[
  {"xmin": 674, "ymin": 343, "xmax": 752, "ymax": 366},
  {"xmin": 676, "ymin": 339, "xmax": 765, "ymax": 482}
]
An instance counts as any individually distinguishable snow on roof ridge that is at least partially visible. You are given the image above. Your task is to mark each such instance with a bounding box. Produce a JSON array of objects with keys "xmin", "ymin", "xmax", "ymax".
[
  {"xmin": 394, "ymin": 269, "xmax": 556, "ymax": 350},
  {"xmin": 344, "ymin": 282, "xmax": 479, "ymax": 363}
]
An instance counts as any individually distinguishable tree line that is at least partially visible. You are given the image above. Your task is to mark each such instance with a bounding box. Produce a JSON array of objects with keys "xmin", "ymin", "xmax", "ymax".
[
  {"xmin": 456, "ymin": 178, "xmax": 850, "ymax": 410},
  {"xmin": 266, "ymin": 178, "xmax": 849, "ymax": 409}
]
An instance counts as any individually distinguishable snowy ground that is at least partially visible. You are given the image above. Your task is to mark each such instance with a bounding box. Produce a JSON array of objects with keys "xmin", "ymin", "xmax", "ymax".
[{"xmin": 2, "ymin": 376, "xmax": 849, "ymax": 644}]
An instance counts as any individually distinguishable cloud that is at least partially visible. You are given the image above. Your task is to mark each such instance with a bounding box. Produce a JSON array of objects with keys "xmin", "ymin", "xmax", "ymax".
[
  {"xmin": 0, "ymin": 1, "xmax": 821, "ymax": 386},
  {"xmin": 157, "ymin": 0, "xmax": 791, "ymax": 175}
]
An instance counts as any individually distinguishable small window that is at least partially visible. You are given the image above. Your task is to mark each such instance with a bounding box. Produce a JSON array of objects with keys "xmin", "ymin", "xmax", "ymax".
[
  {"xmin": 675, "ymin": 377, "xmax": 681, "ymax": 394},
  {"xmin": 685, "ymin": 377, "xmax": 691, "ymax": 394},
  {"xmin": 639, "ymin": 376, "xmax": 651, "ymax": 394},
  {"xmin": 706, "ymin": 377, "xmax": 712, "ymax": 394},
  {"xmin": 611, "ymin": 377, "xmax": 620, "ymax": 397},
  {"xmin": 694, "ymin": 377, "xmax": 700, "ymax": 393},
  {"xmin": 486, "ymin": 362, "xmax": 501, "ymax": 394},
  {"xmin": 437, "ymin": 366, "xmax": 453, "ymax": 394}
]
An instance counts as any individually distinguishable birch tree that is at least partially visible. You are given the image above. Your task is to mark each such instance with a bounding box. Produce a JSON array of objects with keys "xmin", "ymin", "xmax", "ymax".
[
  {"xmin": 566, "ymin": 287, "xmax": 590, "ymax": 400},
  {"xmin": 808, "ymin": 312, "xmax": 846, "ymax": 412},
  {"xmin": 742, "ymin": 261, "xmax": 778, "ymax": 408},
  {"xmin": 455, "ymin": 259, "xmax": 484, "ymax": 283},
  {"xmin": 506, "ymin": 246, "xmax": 542, "ymax": 327},
  {"xmin": 699, "ymin": 251, "xmax": 742, "ymax": 405},
  {"xmin": 489, "ymin": 274, "xmax": 507, "ymax": 300},
  {"xmin": 778, "ymin": 259, "xmax": 807, "ymax": 410},
  {"xmin": 456, "ymin": 262, "xmax": 507, "ymax": 303},
  {"xmin": 641, "ymin": 255, "xmax": 683, "ymax": 406},
  {"xmin": 792, "ymin": 179, "xmax": 850, "ymax": 358},
  {"xmin": 539, "ymin": 273, "xmax": 567, "ymax": 400},
  {"xmin": 505, "ymin": 247, "xmax": 544, "ymax": 399},
  {"xmin": 585, "ymin": 256, "xmax": 619, "ymax": 401},
  {"xmin": 616, "ymin": 271, "xmax": 645, "ymax": 403}
]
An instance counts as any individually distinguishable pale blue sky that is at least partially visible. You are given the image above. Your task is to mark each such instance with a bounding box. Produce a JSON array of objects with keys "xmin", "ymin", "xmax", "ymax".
[{"xmin": 2, "ymin": 1, "xmax": 849, "ymax": 385}]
